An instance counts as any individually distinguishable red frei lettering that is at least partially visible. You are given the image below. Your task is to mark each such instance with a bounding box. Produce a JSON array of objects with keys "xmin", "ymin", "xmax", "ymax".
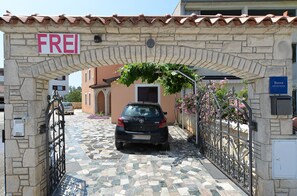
[
  {"xmin": 63, "ymin": 34, "xmax": 74, "ymax": 53},
  {"xmin": 49, "ymin": 34, "xmax": 62, "ymax": 53},
  {"xmin": 74, "ymin": 34, "xmax": 78, "ymax": 54},
  {"xmin": 37, "ymin": 33, "xmax": 47, "ymax": 53},
  {"xmin": 38, "ymin": 33, "xmax": 79, "ymax": 54}
]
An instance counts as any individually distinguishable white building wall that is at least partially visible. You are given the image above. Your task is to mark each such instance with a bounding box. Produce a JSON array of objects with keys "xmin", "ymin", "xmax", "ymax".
[
  {"xmin": 172, "ymin": 1, "xmax": 183, "ymax": 16},
  {"xmin": 48, "ymin": 75, "xmax": 69, "ymax": 98}
]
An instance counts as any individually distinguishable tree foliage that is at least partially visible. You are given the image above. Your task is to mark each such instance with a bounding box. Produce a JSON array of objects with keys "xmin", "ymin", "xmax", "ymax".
[
  {"xmin": 118, "ymin": 63, "xmax": 198, "ymax": 94},
  {"xmin": 64, "ymin": 86, "xmax": 82, "ymax": 102}
]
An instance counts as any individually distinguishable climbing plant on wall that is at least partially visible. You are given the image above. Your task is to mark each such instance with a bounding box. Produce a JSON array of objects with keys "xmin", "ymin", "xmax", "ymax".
[{"xmin": 118, "ymin": 63, "xmax": 199, "ymax": 94}]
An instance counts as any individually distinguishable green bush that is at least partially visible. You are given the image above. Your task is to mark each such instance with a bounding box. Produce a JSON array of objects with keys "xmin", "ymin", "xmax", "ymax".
[{"xmin": 64, "ymin": 86, "xmax": 82, "ymax": 102}]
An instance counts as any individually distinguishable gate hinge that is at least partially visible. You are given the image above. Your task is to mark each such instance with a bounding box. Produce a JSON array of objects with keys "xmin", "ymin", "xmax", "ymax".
[
  {"xmin": 250, "ymin": 121, "xmax": 257, "ymax": 132},
  {"xmin": 39, "ymin": 124, "xmax": 47, "ymax": 134},
  {"xmin": 2, "ymin": 129, "xmax": 5, "ymax": 143}
]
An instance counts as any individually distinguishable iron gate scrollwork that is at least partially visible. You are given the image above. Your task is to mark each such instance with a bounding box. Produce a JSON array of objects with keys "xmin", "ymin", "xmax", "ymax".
[
  {"xmin": 198, "ymin": 87, "xmax": 255, "ymax": 195},
  {"xmin": 45, "ymin": 90, "xmax": 66, "ymax": 195}
]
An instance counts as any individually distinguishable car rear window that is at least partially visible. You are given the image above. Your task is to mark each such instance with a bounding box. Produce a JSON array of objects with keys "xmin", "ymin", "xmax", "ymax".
[{"xmin": 123, "ymin": 105, "xmax": 161, "ymax": 117}]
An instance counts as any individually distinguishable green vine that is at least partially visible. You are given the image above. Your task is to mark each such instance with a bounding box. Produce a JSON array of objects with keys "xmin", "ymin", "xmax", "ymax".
[{"xmin": 118, "ymin": 63, "xmax": 199, "ymax": 94}]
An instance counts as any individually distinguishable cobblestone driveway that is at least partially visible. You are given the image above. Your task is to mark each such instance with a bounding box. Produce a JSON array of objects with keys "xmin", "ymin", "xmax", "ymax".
[{"xmin": 64, "ymin": 110, "xmax": 246, "ymax": 196}]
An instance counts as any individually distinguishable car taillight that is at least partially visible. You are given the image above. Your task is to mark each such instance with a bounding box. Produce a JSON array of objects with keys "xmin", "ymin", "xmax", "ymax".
[
  {"xmin": 159, "ymin": 118, "xmax": 167, "ymax": 128},
  {"xmin": 117, "ymin": 118, "xmax": 124, "ymax": 127}
]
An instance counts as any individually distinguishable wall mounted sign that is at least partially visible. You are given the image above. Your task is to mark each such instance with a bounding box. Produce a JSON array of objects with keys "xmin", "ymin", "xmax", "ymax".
[
  {"xmin": 269, "ymin": 76, "xmax": 288, "ymax": 94},
  {"xmin": 37, "ymin": 33, "xmax": 80, "ymax": 54}
]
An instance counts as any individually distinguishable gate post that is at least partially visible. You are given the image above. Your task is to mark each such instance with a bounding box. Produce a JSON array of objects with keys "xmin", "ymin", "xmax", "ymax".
[
  {"xmin": 4, "ymin": 61, "xmax": 48, "ymax": 195},
  {"xmin": 250, "ymin": 67, "xmax": 297, "ymax": 196}
]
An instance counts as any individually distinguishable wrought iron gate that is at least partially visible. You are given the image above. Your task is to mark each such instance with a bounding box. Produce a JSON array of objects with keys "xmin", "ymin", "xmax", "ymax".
[
  {"xmin": 45, "ymin": 91, "xmax": 66, "ymax": 195},
  {"xmin": 198, "ymin": 88, "xmax": 256, "ymax": 195}
]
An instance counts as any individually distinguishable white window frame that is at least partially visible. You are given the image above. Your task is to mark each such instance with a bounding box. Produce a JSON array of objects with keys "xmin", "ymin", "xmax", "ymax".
[{"xmin": 135, "ymin": 84, "xmax": 160, "ymax": 104}]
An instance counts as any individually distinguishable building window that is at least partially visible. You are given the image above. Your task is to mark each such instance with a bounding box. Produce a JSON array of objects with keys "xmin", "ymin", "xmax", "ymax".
[
  {"xmin": 200, "ymin": 10, "xmax": 242, "ymax": 15},
  {"xmin": 135, "ymin": 84, "xmax": 160, "ymax": 103},
  {"xmin": 58, "ymin": 86, "xmax": 66, "ymax": 91},
  {"xmin": 52, "ymin": 85, "xmax": 66, "ymax": 91},
  {"xmin": 85, "ymin": 93, "xmax": 87, "ymax": 105},
  {"xmin": 55, "ymin": 76, "xmax": 66, "ymax": 81},
  {"xmin": 85, "ymin": 72, "xmax": 87, "ymax": 82},
  {"xmin": 89, "ymin": 93, "xmax": 91, "ymax": 105},
  {"xmin": 248, "ymin": 9, "xmax": 296, "ymax": 16},
  {"xmin": 88, "ymin": 69, "xmax": 91, "ymax": 80}
]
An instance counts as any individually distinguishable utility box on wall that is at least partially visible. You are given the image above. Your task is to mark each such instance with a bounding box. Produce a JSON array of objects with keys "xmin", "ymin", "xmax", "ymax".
[
  {"xmin": 270, "ymin": 96, "xmax": 292, "ymax": 115},
  {"xmin": 272, "ymin": 140, "xmax": 297, "ymax": 179},
  {"xmin": 12, "ymin": 118, "xmax": 25, "ymax": 137}
]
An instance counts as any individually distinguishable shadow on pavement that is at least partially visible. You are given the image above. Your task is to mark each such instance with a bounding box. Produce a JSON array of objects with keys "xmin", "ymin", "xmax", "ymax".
[
  {"xmin": 116, "ymin": 132, "xmax": 226, "ymax": 180},
  {"xmin": 119, "ymin": 143, "xmax": 168, "ymax": 154},
  {"xmin": 53, "ymin": 174, "xmax": 88, "ymax": 196},
  {"xmin": 118, "ymin": 134, "xmax": 205, "ymax": 167}
]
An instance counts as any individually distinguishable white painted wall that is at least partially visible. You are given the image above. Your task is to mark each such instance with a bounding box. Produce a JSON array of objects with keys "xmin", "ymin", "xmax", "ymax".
[{"xmin": 48, "ymin": 75, "xmax": 69, "ymax": 98}]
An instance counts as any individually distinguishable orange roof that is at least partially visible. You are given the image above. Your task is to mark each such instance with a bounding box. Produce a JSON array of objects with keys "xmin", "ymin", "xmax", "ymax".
[{"xmin": 0, "ymin": 13, "xmax": 296, "ymax": 26}]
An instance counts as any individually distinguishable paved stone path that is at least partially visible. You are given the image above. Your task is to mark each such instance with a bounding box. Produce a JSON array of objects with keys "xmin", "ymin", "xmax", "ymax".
[{"xmin": 63, "ymin": 110, "xmax": 247, "ymax": 196}]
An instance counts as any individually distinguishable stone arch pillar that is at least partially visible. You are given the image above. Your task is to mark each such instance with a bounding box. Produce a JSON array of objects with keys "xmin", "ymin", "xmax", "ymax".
[
  {"xmin": 106, "ymin": 90, "xmax": 111, "ymax": 115},
  {"xmin": 93, "ymin": 88, "xmax": 100, "ymax": 114},
  {"xmin": 248, "ymin": 36, "xmax": 296, "ymax": 196},
  {"xmin": 103, "ymin": 89, "xmax": 111, "ymax": 116},
  {"xmin": 4, "ymin": 60, "xmax": 49, "ymax": 195}
]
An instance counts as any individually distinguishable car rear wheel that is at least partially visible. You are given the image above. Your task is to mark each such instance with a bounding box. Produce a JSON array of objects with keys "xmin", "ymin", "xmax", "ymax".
[{"xmin": 115, "ymin": 141, "xmax": 123, "ymax": 150}]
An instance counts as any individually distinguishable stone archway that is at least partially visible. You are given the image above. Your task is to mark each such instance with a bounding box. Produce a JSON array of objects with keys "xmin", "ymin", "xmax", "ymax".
[
  {"xmin": 1, "ymin": 14, "xmax": 297, "ymax": 195},
  {"xmin": 97, "ymin": 90, "xmax": 105, "ymax": 114},
  {"xmin": 31, "ymin": 45, "xmax": 266, "ymax": 81},
  {"xmin": 94, "ymin": 88, "xmax": 110, "ymax": 116}
]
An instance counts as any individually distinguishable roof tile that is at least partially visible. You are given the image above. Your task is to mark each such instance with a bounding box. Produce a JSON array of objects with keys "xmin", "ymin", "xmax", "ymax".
[{"xmin": 0, "ymin": 13, "xmax": 296, "ymax": 27}]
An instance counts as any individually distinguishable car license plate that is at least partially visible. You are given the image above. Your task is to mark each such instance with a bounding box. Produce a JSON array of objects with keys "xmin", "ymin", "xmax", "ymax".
[{"xmin": 133, "ymin": 135, "xmax": 151, "ymax": 140}]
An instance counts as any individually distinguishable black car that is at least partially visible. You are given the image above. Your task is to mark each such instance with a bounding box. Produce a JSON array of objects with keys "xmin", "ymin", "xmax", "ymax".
[{"xmin": 115, "ymin": 102, "xmax": 169, "ymax": 150}]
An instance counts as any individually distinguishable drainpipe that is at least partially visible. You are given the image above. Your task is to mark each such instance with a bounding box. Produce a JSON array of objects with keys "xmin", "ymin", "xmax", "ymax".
[
  {"xmin": 94, "ymin": 67, "xmax": 97, "ymax": 85},
  {"xmin": 194, "ymin": 81, "xmax": 198, "ymax": 146},
  {"xmin": 172, "ymin": 70, "xmax": 198, "ymax": 145},
  {"xmin": 94, "ymin": 67, "xmax": 97, "ymax": 113}
]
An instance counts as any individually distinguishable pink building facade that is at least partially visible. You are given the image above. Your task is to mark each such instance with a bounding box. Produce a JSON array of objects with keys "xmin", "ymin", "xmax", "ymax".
[{"xmin": 82, "ymin": 65, "xmax": 178, "ymax": 124}]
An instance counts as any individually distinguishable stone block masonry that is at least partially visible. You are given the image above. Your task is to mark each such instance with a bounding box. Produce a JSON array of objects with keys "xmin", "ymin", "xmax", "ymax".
[{"xmin": 1, "ymin": 16, "xmax": 297, "ymax": 195}]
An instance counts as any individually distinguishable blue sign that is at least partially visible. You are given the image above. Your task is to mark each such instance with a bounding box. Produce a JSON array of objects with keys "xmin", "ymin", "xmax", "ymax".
[{"xmin": 269, "ymin": 76, "xmax": 288, "ymax": 94}]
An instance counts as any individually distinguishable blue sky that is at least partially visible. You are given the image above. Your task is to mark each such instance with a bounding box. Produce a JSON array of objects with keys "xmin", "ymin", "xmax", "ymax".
[{"xmin": 0, "ymin": 0, "xmax": 180, "ymax": 87}]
